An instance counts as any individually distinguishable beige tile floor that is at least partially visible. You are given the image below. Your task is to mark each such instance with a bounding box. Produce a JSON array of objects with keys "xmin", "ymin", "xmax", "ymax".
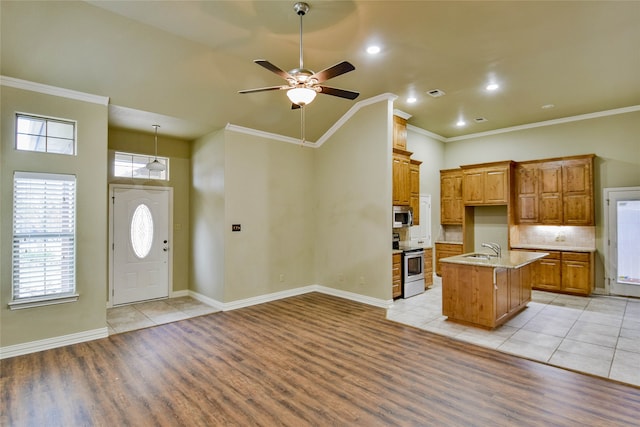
[
  {"xmin": 387, "ymin": 278, "xmax": 640, "ymax": 387},
  {"xmin": 107, "ymin": 296, "xmax": 219, "ymax": 335}
]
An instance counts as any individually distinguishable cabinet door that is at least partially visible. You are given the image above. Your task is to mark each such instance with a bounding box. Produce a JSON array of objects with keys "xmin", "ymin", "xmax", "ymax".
[
  {"xmin": 494, "ymin": 268, "xmax": 509, "ymax": 323},
  {"xmin": 393, "ymin": 153, "xmax": 411, "ymax": 206},
  {"xmin": 393, "ymin": 116, "xmax": 407, "ymax": 150},
  {"xmin": 392, "ymin": 254, "xmax": 402, "ymax": 298},
  {"xmin": 519, "ymin": 262, "xmax": 532, "ymax": 304},
  {"xmin": 562, "ymin": 158, "xmax": 593, "ymax": 225},
  {"xmin": 463, "ymin": 171, "xmax": 484, "ymax": 204},
  {"xmin": 410, "ymin": 163, "xmax": 420, "ymax": 225},
  {"xmin": 424, "ymin": 248, "xmax": 433, "ymax": 288},
  {"xmin": 484, "ymin": 168, "xmax": 509, "ymax": 204},
  {"xmin": 539, "ymin": 162, "xmax": 563, "ymax": 224},
  {"xmin": 441, "ymin": 171, "xmax": 463, "ymax": 224},
  {"xmin": 535, "ymin": 258, "xmax": 561, "ymax": 291},
  {"xmin": 561, "ymin": 252, "xmax": 592, "ymax": 295},
  {"xmin": 515, "ymin": 164, "xmax": 539, "ymax": 223}
]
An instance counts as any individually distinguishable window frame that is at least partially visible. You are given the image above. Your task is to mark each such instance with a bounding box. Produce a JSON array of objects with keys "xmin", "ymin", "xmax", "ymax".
[
  {"xmin": 9, "ymin": 171, "xmax": 79, "ymax": 310},
  {"xmin": 113, "ymin": 151, "xmax": 170, "ymax": 181},
  {"xmin": 15, "ymin": 113, "xmax": 77, "ymax": 156}
]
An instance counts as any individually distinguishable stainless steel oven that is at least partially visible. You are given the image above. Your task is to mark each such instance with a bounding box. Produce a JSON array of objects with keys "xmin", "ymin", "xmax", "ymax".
[{"xmin": 403, "ymin": 248, "xmax": 424, "ymax": 298}]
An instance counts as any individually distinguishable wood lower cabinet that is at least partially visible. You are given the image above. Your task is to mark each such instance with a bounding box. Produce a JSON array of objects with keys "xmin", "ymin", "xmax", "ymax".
[
  {"xmin": 424, "ymin": 248, "xmax": 433, "ymax": 288},
  {"xmin": 530, "ymin": 250, "xmax": 594, "ymax": 295},
  {"xmin": 392, "ymin": 253, "xmax": 402, "ymax": 299},
  {"xmin": 435, "ymin": 242, "xmax": 463, "ymax": 276},
  {"xmin": 442, "ymin": 262, "xmax": 532, "ymax": 328},
  {"xmin": 440, "ymin": 169, "xmax": 463, "ymax": 225}
]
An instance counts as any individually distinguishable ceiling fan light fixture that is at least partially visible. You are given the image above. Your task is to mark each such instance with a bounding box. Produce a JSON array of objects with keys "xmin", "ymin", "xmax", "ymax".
[{"xmin": 287, "ymin": 87, "xmax": 317, "ymax": 106}]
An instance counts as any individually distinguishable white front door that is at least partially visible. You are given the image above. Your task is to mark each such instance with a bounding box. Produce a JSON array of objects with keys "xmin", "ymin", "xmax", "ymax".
[
  {"xmin": 111, "ymin": 186, "xmax": 171, "ymax": 305},
  {"xmin": 606, "ymin": 187, "xmax": 640, "ymax": 297}
]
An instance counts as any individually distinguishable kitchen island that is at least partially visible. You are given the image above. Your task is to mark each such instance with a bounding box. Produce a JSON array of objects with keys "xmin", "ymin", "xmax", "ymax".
[{"xmin": 440, "ymin": 250, "xmax": 548, "ymax": 328}]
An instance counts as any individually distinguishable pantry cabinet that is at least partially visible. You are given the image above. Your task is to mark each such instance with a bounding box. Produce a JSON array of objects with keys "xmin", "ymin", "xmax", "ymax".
[
  {"xmin": 515, "ymin": 155, "xmax": 594, "ymax": 225},
  {"xmin": 440, "ymin": 169, "xmax": 464, "ymax": 225},
  {"xmin": 461, "ymin": 161, "xmax": 512, "ymax": 205}
]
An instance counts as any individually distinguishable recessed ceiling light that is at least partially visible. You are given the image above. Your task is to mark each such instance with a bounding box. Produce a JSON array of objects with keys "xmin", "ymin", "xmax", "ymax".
[
  {"xmin": 366, "ymin": 45, "xmax": 380, "ymax": 55},
  {"xmin": 407, "ymin": 97, "xmax": 417, "ymax": 104},
  {"xmin": 541, "ymin": 104, "xmax": 555, "ymax": 109},
  {"xmin": 486, "ymin": 83, "xmax": 499, "ymax": 91},
  {"xmin": 456, "ymin": 119, "xmax": 466, "ymax": 127}
]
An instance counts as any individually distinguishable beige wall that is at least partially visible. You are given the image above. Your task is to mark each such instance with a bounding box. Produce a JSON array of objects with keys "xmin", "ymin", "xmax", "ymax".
[
  {"xmin": 107, "ymin": 128, "xmax": 191, "ymax": 294},
  {"xmin": 315, "ymin": 100, "xmax": 392, "ymax": 299},
  {"xmin": 443, "ymin": 111, "xmax": 640, "ymax": 290},
  {"xmin": 190, "ymin": 129, "xmax": 226, "ymax": 301},
  {"xmin": 0, "ymin": 86, "xmax": 108, "ymax": 347}
]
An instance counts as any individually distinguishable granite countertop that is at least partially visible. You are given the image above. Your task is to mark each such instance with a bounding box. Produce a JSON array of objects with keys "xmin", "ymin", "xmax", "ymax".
[
  {"xmin": 510, "ymin": 244, "xmax": 596, "ymax": 253},
  {"xmin": 440, "ymin": 250, "xmax": 548, "ymax": 269}
]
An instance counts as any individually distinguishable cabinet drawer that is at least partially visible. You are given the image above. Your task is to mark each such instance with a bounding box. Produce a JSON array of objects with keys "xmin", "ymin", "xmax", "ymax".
[
  {"xmin": 562, "ymin": 252, "xmax": 590, "ymax": 262},
  {"xmin": 537, "ymin": 250, "xmax": 561, "ymax": 260}
]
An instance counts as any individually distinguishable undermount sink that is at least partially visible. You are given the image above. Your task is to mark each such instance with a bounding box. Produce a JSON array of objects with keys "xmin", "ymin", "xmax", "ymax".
[{"xmin": 463, "ymin": 253, "xmax": 494, "ymax": 260}]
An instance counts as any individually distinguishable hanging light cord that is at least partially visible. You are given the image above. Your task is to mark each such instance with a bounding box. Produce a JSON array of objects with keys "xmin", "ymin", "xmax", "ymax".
[
  {"xmin": 300, "ymin": 105, "xmax": 306, "ymax": 146},
  {"xmin": 153, "ymin": 124, "xmax": 160, "ymax": 160}
]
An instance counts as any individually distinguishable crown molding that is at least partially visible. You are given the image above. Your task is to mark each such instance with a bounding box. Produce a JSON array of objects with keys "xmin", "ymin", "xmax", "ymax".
[
  {"xmin": 445, "ymin": 105, "xmax": 640, "ymax": 142},
  {"xmin": 407, "ymin": 124, "xmax": 447, "ymax": 142},
  {"xmin": 393, "ymin": 109, "xmax": 412, "ymax": 120},
  {"xmin": 0, "ymin": 76, "xmax": 110, "ymax": 106},
  {"xmin": 225, "ymin": 123, "xmax": 311, "ymax": 146}
]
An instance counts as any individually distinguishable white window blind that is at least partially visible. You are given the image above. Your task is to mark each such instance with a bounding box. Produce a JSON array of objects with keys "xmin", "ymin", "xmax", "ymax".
[{"xmin": 12, "ymin": 172, "xmax": 77, "ymax": 301}]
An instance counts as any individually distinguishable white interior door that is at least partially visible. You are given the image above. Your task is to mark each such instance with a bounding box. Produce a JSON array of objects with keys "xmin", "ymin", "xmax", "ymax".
[
  {"xmin": 111, "ymin": 187, "xmax": 171, "ymax": 305},
  {"xmin": 606, "ymin": 187, "xmax": 640, "ymax": 297}
]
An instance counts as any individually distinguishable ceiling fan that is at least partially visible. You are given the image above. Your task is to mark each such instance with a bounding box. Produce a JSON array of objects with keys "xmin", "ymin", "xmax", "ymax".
[{"xmin": 238, "ymin": 2, "xmax": 359, "ymax": 110}]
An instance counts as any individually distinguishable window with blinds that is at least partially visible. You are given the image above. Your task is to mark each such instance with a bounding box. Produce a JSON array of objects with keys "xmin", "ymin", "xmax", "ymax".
[{"xmin": 11, "ymin": 172, "xmax": 77, "ymax": 304}]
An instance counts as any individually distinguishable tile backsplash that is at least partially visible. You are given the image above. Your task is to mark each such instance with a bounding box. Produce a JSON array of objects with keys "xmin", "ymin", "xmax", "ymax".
[{"xmin": 511, "ymin": 225, "xmax": 595, "ymax": 249}]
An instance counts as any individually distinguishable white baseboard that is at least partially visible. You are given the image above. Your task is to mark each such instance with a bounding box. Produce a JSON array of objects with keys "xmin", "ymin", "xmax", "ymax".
[
  {"xmin": 171, "ymin": 289, "xmax": 190, "ymax": 298},
  {"xmin": 189, "ymin": 285, "xmax": 392, "ymax": 312},
  {"xmin": 0, "ymin": 327, "xmax": 109, "ymax": 360}
]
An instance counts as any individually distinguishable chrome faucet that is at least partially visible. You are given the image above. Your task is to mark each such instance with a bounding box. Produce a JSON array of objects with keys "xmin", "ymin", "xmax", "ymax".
[{"xmin": 481, "ymin": 242, "xmax": 501, "ymax": 258}]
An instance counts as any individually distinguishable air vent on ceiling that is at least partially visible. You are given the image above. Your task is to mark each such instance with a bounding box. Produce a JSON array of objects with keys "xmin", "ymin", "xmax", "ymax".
[
  {"xmin": 426, "ymin": 89, "xmax": 446, "ymax": 98},
  {"xmin": 474, "ymin": 117, "xmax": 488, "ymax": 123}
]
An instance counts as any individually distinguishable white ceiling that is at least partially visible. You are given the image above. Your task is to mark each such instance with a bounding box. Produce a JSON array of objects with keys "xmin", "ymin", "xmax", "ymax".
[{"xmin": 2, "ymin": 1, "xmax": 639, "ymax": 141}]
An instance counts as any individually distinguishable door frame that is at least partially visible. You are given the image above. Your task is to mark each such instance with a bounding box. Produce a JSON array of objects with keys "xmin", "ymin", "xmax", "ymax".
[
  {"xmin": 603, "ymin": 186, "xmax": 640, "ymax": 296},
  {"xmin": 108, "ymin": 184, "xmax": 174, "ymax": 308}
]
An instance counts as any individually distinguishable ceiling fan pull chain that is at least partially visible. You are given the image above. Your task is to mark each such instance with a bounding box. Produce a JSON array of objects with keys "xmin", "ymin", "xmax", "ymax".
[{"xmin": 300, "ymin": 105, "xmax": 306, "ymax": 146}]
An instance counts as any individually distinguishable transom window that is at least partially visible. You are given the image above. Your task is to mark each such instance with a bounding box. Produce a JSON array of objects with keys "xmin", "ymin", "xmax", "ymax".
[
  {"xmin": 11, "ymin": 172, "xmax": 77, "ymax": 306},
  {"xmin": 16, "ymin": 113, "xmax": 76, "ymax": 155},
  {"xmin": 114, "ymin": 151, "xmax": 169, "ymax": 181}
]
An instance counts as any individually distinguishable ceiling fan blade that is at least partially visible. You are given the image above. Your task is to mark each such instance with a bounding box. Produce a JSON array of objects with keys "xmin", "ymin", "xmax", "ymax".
[
  {"xmin": 254, "ymin": 60, "xmax": 292, "ymax": 80},
  {"xmin": 318, "ymin": 86, "xmax": 360, "ymax": 100},
  {"xmin": 238, "ymin": 85, "xmax": 288, "ymax": 94},
  {"xmin": 310, "ymin": 61, "xmax": 355, "ymax": 83}
]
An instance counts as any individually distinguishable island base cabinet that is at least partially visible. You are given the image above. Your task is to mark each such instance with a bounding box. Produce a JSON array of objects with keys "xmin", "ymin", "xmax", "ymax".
[{"xmin": 442, "ymin": 262, "xmax": 532, "ymax": 329}]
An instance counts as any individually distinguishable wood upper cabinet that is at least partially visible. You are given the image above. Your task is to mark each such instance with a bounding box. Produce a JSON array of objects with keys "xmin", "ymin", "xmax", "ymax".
[
  {"xmin": 461, "ymin": 162, "xmax": 512, "ymax": 205},
  {"xmin": 516, "ymin": 155, "xmax": 594, "ymax": 225},
  {"xmin": 538, "ymin": 161, "xmax": 563, "ymax": 224},
  {"xmin": 410, "ymin": 160, "xmax": 421, "ymax": 225},
  {"xmin": 515, "ymin": 163, "xmax": 539, "ymax": 223},
  {"xmin": 440, "ymin": 169, "xmax": 463, "ymax": 224},
  {"xmin": 562, "ymin": 157, "xmax": 593, "ymax": 225},
  {"xmin": 392, "ymin": 149, "xmax": 411, "ymax": 206},
  {"xmin": 393, "ymin": 115, "xmax": 407, "ymax": 150}
]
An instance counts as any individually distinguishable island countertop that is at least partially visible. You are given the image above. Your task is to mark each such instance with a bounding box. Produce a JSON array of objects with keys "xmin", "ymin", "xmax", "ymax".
[{"xmin": 440, "ymin": 250, "xmax": 548, "ymax": 269}]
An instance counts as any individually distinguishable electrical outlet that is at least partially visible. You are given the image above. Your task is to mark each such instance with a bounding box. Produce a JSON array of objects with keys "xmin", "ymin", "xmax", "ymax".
[
  {"xmin": 279, "ymin": 274, "xmax": 285, "ymax": 283},
  {"xmin": 359, "ymin": 276, "xmax": 365, "ymax": 285},
  {"xmin": 338, "ymin": 274, "xmax": 345, "ymax": 284}
]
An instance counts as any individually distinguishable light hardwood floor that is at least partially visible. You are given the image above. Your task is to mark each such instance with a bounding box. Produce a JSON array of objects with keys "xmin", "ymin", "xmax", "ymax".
[{"xmin": 2, "ymin": 292, "xmax": 639, "ymax": 426}]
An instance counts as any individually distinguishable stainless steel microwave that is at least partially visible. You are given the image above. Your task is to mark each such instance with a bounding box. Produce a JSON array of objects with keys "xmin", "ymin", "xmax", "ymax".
[{"xmin": 393, "ymin": 205, "xmax": 413, "ymax": 228}]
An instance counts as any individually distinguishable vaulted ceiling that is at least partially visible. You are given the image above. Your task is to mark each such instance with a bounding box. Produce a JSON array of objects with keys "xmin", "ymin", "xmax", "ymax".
[{"xmin": 2, "ymin": 1, "xmax": 639, "ymax": 142}]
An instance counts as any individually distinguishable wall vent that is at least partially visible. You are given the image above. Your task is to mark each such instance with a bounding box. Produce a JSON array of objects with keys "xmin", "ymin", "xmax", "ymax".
[{"xmin": 426, "ymin": 89, "xmax": 446, "ymax": 98}]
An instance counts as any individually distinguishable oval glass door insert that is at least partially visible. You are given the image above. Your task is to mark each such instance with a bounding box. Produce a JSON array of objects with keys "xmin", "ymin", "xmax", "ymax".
[{"xmin": 130, "ymin": 203, "xmax": 154, "ymax": 258}]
